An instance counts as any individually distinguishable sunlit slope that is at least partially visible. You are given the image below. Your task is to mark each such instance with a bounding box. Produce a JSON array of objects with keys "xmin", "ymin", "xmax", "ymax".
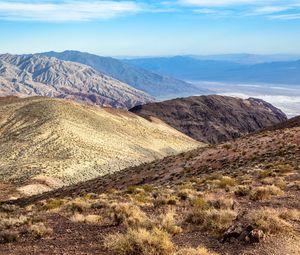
[{"xmin": 0, "ymin": 97, "xmax": 201, "ymax": 187}]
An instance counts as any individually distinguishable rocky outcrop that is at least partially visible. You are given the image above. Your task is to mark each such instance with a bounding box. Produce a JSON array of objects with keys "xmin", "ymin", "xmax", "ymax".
[
  {"xmin": 0, "ymin": 54, "xmax": 153, "ymax": 109},
  {"xmin": 130, "ymin": 95, "xmax": 287, "ymax": 144}
]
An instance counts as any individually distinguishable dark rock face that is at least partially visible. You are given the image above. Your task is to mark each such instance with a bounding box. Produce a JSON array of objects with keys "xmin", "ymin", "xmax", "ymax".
[{"xmin": 130, "ymin": 95, "xmax": 287, "ymax": 144}]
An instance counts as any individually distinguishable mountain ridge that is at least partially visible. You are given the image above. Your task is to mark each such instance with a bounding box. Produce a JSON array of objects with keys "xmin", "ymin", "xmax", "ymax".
[
  {"xmin": 39, "ymin": 50, "xmax": 211, "ymax": 98},
  {"xmin": 0, "ymin": 53, "xmax": 153, "ymax": 109}
]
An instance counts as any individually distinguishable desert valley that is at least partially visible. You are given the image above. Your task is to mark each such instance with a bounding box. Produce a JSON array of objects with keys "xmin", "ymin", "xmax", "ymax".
[{"xmin": 0, "ymin": 1, "xmax": 300, "ymax": 254}]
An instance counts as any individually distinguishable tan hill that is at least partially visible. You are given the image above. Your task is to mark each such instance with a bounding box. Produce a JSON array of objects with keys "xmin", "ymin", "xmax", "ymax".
[
  {"xmin": 0, "ymin": 96, "xmax": 200, "ymax": 196},
  {"xmin": 4, "ymin": 115, "xmax": 299, "ymax": 255},
  {"xmin": 130, "ymin": 95, "xmax": 287, "ymax": 143},
  {"xmin": 0, "ymin": 54, "xmax": 153, "ymax": 109}
]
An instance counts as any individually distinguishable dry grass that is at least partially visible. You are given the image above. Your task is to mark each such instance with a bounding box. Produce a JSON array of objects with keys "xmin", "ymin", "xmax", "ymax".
[
  {"xmin": 176, "ymin": 247, "xmax": 219, "ymax": 255},
  {"xmin": 29, "ymin": 223, "xmax": 53, "ymax": 239},
  {"xmin": 249, "ymin": 208, "xmax": 293, "ymax": 234},
  {"xmin": 109, "ymin": 202, "xmax": 149, "ymax": 228},
  {"xmin": 186, "ymin": 209, "xmax": 237, "ymax": 234},
  {"xmin": 218, "ymin": 176, "xmax": 236, "ymax": 188},
  {"xmin": 104, "ymin": 228, "xmax": 174, "ymax": 255},
  {"xmin": 250, "ymin": 185, "xmax": 284, "ymax": 201},
  {"xmin": 157, "ymin": 211, "xmax": 182, "ymax": 236},
  {"xmin": 70, "ymin": 213, "xmax": 101, "ymax": 224},
  {"xmin": 66, "ymin": 198, "xmax": 91, "ymax": 213}
]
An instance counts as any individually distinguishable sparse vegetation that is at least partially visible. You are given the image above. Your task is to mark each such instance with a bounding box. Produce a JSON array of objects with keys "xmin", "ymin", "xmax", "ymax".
[
  {"xmin": 250, "ymin": 185, "xmax": 283, "ymax": 201},
  {"xmin": 109, "ymin": 202, "xmax": 149, "ymax": 228},
  {"xmin": 186, "ymin": 208, "xmax": 237, "ymax": 234},
  {"xmin": 104, "ymin": 228, "xmax": 174, "ymax": 255}
]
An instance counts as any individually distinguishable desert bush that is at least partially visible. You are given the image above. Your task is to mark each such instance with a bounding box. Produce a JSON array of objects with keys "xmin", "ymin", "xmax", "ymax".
[
  {"xmin": 218, "ymin": 176, "xmax": 236, "ymax": 188},
  {"xmin": 176, "ymin": 246, "xmax": 219, "ymax": 255},
  {"xmin": 208, "ymin": 197, "xmax": 234, "ymax": 210},
  {"xmin": 109, "ymin": 203, "xmax": 149, "ymax": 228},
  {"xmin": 276, "ymin": 163, "xmax": 294, "ymax": 174},
  {"xmin": 186, "ymin": 209, "xmax": 237, "ymax": 234},
  {"xmin": 249, "ymin": 208, "xmax": 292, "ymax": 234},
  {"xmin": 42, "ymin": 198, "xmax": 65, "ymax": 211},
  {"xmin": 0, "ymin": 230, "xmax": 19, "ymax": 244},
  {"xmin": 66, "ymin": 198, "xmax": 91, "ymax": 213},
  {"xmin": 157, "ymin": 211, "xmax": 182, "ymax": 236},
  {"xmin": 0, "ymin": 215, "xmax": 29, "ymax": 230},
  {"xmin": 191, "ymin": 196, "xmax": 209, "ymax": 210},
  {"xmin": 29, "ymin": 222, "xmax": 53, "ymax": 239},
  {"xmin": 278, "ymin": 208, "xmax": 300, "ymax": 221},
  {"xmin": 234, "ymin": 185, "xmax": 251, "ymax": 197},
  {"xmin": 250, "ymin": 185, "xmax": 283, "ymax": 201},
  {"xmin": 70, "ymin": 213, "xmax": 101, "ymax": 223},
  {"xmin": 153, "ymin": 194, "xmax": 179, "ymax": 207},
  {"xmin": 104, "ymin": 228, "xmax": 174, "ymax": 255},
  {"xmin": 258, "ymin": 170, "xmax": 275, "ymax": 179},
  {"xmin": 261, "ymin": 177, "xmax": 286, "ymax": 189}
]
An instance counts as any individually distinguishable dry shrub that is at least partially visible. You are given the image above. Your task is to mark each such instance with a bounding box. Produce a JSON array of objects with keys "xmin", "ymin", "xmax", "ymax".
[
  {"xmin": 191, "ymin": 196, "xmax": 209, "ymax": 210},
  {"xmin": 208, "ymin": 197, "xmax": 234, "ymax": 210},
  {"xmin": 154, "ymin": 194, "xmax": 178, "ymax": 207},
  {"xmin": 0, "ymin": 230, "xmax": 19, "ymax": 244},
  {"xmin": 70, "ymin": 213, "xmax": 101, "ymax": 223},
  {"xmin": 66, "ymin": 197, "xmax": 91, "ymax": 213},
  {"xmin": 261, "ymin": 177, "xmax": 286, "ymax": 189},
  {"xmin": 250, "ymin": 185, "xmax": 283, "ymax": 201},
  {"xmin": 278, "ymin": 208, "xmax": 300, "ymax": 221},
  {"xmin": 234, "ymin": 185, "xmax": 251, "ymax": 197},
  {"xmin": 0, "ymin": 215, "xmax": 29, "ymax": 230},
  {"xmin": 276, "ymin": 163, "xmax": 294, "ymax": 174},
  {"xmin": 186, "ymin": 209, "xmax": 237, "ymax": 234},
  {"xmin": 218, "ymin": 176, "xmax": 236, "ymax": 188},
  {"xmin": 104, "ymin": 228, "xmax": 174, "ymax": 255},
  {"xmin": 42, "ymin": 198, "xmax": 65, "ymax": 211},
  {"xmin": 109, "ymin": 203, "xmax": 149, "ymax": 228},
  {"xmin": 157, "ymin": 211, "xmax": 182, "ymax": 236},
  {"xmin": 176, "ymin": 246, "xmax": 219, "ymax": 255},
  {"xmin": 249, "ymin": 208, "xmax": 292, "ymax": 234},
  {"xmin": 177, "ymin": 189, "xmax": 194, "ymax": 201},
  {"xmin": 29, "ymin": 223, "xmax": 53, "ymax": 239}
]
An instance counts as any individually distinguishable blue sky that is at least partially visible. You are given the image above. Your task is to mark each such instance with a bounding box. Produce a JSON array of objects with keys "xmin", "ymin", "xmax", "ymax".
[{"xmin": 0, "ymin": 0, "xmax": 300, "ymax": 56}]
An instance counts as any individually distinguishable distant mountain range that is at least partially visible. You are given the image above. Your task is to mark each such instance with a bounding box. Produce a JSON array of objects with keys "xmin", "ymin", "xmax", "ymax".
[
  {"xmin": 125, "ymin": 56, "xmax": 300, "ymax": 85},
  {"xmin": 0, "ymin": 54, "xmax": 153, "ymax": 109},
  {"xmin": 40, "ymin": 51, "xmax": 210, "ymax": 98},
  {"xmin": 130, "ymin": 95, "xmax": 287, "ymax": 144}
]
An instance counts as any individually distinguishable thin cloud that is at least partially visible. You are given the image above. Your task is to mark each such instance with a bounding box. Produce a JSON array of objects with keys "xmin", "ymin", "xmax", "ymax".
[
  {"xmin": 0, "ymin": 1, "xmax": 143, "ymax": 21},
  {"xmin": 270, "ymin": 13, "xmax": 300, "ymax": 19},
  {"xmin": 179, "ymin": 0, "xmax": 263, "ymax": 7}
]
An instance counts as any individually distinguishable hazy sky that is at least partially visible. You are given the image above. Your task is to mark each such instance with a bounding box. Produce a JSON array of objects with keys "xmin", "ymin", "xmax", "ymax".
[{"xmin": 0, "ymin": 0, "xmax": 300, "ymax": 56}]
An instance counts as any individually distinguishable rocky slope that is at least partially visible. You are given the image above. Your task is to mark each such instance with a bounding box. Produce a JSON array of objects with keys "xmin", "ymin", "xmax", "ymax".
[
  {"xmin": 130, "ymin": 95, "xmax": 287, "ymax": 143},
  {"xmin": 0, "ymin": 54, "xmax": 153, "ymax": 109},
  {"xmin": 0, "ymin": 96, "xmax": 200, "ymax": 196},
  {"xmin": 3, "ymin": 112, "xmax": 299, "ymax": 255},
  {"xmin": 40, "ymin": 51, "xmax": 211, "ymax": 98}
]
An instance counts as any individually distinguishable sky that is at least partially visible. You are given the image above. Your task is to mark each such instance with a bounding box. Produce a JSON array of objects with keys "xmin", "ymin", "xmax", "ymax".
[{"xmin": 0, "ymin": 0, "xmax": 300, "ymax": 56}]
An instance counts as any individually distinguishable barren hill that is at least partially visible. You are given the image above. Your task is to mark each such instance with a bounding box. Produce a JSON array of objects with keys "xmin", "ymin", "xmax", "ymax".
[
  {"xmin": 0, "ymin": 96, "xmax": 200, "ymax": 196},
  {"xmin": 0, "ymin": 54, "xmax": 153, "ymax": 109},
  {"xmin": 130, "ymin": 95, "xmax": 287, "ymax": 143}
]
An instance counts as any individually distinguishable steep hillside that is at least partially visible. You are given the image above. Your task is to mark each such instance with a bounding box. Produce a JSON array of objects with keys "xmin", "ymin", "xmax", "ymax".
[
  {"xmin": 0, "ymin": 96, "xmax": 200, "ymax": 196},
  {"xmin": 0, "ymin": 54, "xmax": 153, "ymax": 109},
  {"xmin": 130, "ymin": 95, "xmax": 287, "ymax": 143},
  {"xmin": 3, "ymin": 114, "xmax": 299, "ymax": 255},
  {"xmin": 40, "ymin": 51, "xmax": 211, "ymax": 98}
]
